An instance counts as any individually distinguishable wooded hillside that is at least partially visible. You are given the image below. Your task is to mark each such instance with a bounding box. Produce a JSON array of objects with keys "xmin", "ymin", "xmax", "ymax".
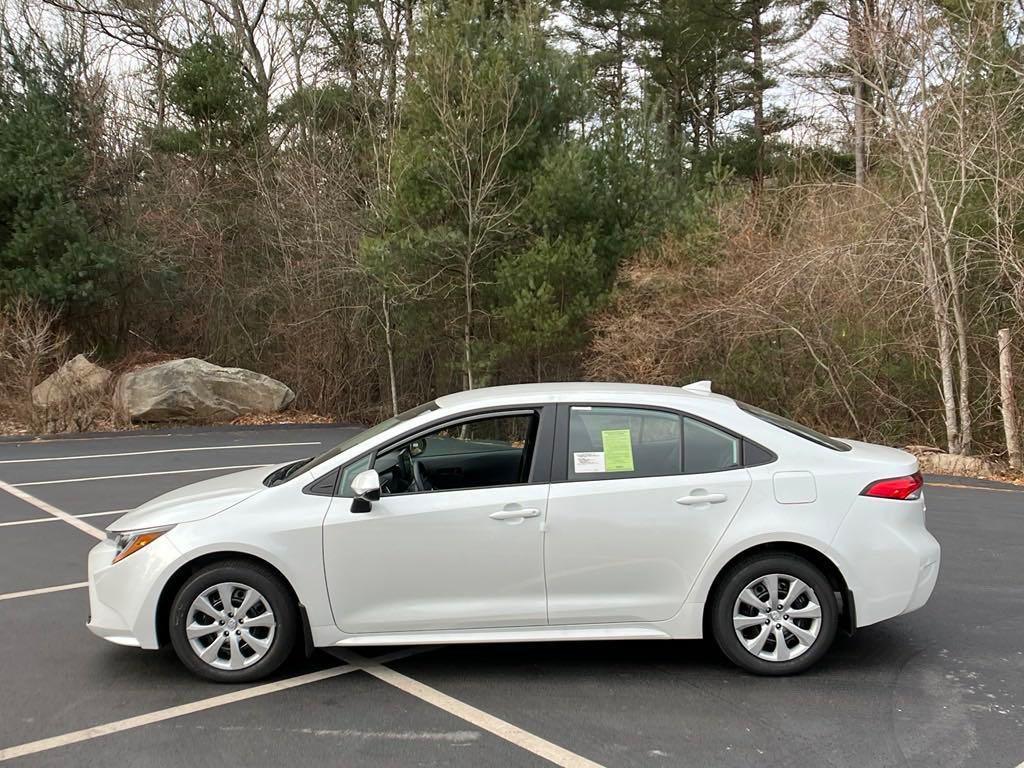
[{"xmin": 2, "ymin": 0, "xmax": 1023, "ymax": 459}]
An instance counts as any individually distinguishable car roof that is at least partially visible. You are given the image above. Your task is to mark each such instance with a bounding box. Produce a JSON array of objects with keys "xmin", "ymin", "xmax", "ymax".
[{"xmin": 434, "ymin": 381, "xmax": 736, "ymax": 411}]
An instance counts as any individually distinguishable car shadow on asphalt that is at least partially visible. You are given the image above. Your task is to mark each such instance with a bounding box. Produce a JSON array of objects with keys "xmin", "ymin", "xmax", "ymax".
[
  {"xmin": 86, "ymin": 620, "xmax": 923, "ymax": 691},
  {"xmin": 322, "ymin": 623, "xmax": 926, "ymax": 686}
]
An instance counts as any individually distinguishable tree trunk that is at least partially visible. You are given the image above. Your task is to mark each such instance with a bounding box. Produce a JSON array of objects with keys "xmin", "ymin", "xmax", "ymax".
[
  {"xmin": 404, "ymin": 0, "xmax": 416, "ymax": 62},
  {"xmin": 854, "ymin": 80, "xmax": 868, "ymax": 186},
  {"xmin": 155, "ymin": 48, "xmax": 166, "ymax": 130},
  {"xmin": 751, "ymin": 4, "xmax": 766, "ymax": 193},
  {"xmin": 382, "ymin": 291, "xmax": 399, "ymax": 416},
  {"xmin": 922, "ymin": 217, "xmax": 960, "ymax": 453},
  {"xmin": 998, "ymin": 328, "xmax": 1021, "ymax": 469},
  {"xmin": 850, "ymin": 0, "xmax": 868, "ymax": 186},
  {"xmin": 932, "ymin": 297, "xmax": 960, "ymax": 454},
  {"xmin": 914, "ymin": 2, "xmax": 958, "ymax": 452},
  {"xmin": 614, "ymin": 14, "xmax": 625, "ymax": 117},
  {"xmin": 948, "ymin": 250, "xmax": 972, "ymax": 454},
  {"xmin": 463, "ymin": 258, "xmax": 474, "ymax": 390}
]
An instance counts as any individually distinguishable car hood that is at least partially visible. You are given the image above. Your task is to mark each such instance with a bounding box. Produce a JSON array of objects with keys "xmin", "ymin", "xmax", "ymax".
[{"xmin": 106, "ymin": 464, "xmax": 275, "ymax": 533}]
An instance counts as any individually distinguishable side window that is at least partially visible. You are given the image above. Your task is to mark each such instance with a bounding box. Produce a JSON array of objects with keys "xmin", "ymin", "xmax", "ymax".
[
  {"xmin": 372, "ymin": 413, "xmax": 538, "ymax": 495},
  {"xmin": 683, "ymin": 417, "xmax": 741, "ymax": 473},
  {"xmin": 428, "ymin": 415, "xmax": 532, "ymax": 453},
  {"xmin": 568, "ymin": 406, "xmax": 682, "ymax": 480}
]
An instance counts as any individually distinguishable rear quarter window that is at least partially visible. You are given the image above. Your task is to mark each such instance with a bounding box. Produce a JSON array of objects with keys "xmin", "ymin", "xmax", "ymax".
[{"xmin": 683, "ymin": 418, "xmax": 741, "ymax": 473}]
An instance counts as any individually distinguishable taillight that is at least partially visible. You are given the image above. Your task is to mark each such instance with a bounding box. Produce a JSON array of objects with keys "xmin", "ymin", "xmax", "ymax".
[{"xmin": 861, "ymin": 472, "xmax": 924, "ymax": 500}]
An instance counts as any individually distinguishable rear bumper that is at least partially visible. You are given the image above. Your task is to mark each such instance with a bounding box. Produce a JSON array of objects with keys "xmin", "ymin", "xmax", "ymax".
[
  {"xmin": 832, "ymin": 495, "xmax": 940, "ymax": 627},
  {"xmin": 904, "ymin": 549, "xmax": 940, "ymax": 614}
]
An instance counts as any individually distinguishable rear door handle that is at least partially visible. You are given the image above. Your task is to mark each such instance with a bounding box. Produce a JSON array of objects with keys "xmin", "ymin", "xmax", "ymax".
[
  {"xmin": 489, "ymin": 508, "xmax": 541, "ymax": 521},
  {"xmin": 675, "ymin": 493, "xmax": 728, "ymax": 506}
]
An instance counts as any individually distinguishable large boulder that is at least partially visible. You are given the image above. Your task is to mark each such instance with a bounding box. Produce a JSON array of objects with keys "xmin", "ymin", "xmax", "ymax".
[
  {"xmin": 32, "ymin": 354, "xmax": 112, "ymax": 409},
  {"xmin": 908, "ymin": 446, "xmax": 1004, "ymax": 479},
  {"xmin": 115, "ymin": 358, "xmax": 295, "ymax": 422}
]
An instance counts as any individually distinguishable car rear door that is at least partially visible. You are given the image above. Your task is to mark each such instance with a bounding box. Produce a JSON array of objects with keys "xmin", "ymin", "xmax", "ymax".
[{"xmin": 543, "ymin": 403, "xmax": 753, "ymax": 625}]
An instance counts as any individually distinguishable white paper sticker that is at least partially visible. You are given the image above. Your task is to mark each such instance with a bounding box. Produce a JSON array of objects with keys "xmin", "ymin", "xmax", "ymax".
[{"xmin": 573, "ymin": 451, "xmax": 605, "ymax": 473}]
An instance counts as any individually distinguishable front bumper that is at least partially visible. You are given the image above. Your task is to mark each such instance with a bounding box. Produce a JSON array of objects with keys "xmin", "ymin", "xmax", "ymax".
[{"xmin": 86, "ymin": 534, "xmax": 181, "ymax": 650}]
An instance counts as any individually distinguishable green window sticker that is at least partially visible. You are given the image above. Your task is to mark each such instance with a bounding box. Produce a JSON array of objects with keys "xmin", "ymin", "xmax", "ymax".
[{"xmin": 601, "ymin": 429, "xmax": 634, "ymax": 472}]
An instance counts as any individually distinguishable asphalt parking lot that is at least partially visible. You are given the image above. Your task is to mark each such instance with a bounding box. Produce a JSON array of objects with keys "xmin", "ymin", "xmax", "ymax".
[{"xmin": 0, "ymin": 425, "xmax": 1021, "ymax": 767}]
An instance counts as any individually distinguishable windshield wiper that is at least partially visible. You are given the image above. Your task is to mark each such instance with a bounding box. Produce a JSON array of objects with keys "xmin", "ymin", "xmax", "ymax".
[{"xmin": 263, "ymin": 457, "xmax": 311, "ymax": 487}]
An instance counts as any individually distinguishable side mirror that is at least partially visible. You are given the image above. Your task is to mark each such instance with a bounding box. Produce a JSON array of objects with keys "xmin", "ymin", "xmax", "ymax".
[{"xmin": 350, "ymin": 469, "xmax": 381, "ymax": 514}]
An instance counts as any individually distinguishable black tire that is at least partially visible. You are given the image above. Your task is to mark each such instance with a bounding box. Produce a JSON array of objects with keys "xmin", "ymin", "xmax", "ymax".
[
  {"xmin": 710, "ymin": 554, "xmax": 838, "ymax": 676},
  {"xmin": 169, "ymin": 560, "xmax": 298, "ymax": 683}
]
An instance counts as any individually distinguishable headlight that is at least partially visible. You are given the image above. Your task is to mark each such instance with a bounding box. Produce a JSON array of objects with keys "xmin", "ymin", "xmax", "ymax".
[{"xmin": 111, "ymin": 526, "xmax": 174, "ymax": 564}]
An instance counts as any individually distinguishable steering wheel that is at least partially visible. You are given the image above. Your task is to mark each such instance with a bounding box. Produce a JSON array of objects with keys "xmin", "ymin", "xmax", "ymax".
[{"xmin": 412, "ymin": 459, "xmax": 432, "ymax": 491}]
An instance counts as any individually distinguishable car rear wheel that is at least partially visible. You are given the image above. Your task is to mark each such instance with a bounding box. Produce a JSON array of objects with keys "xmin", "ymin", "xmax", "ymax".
[
  {"xmin": 711, "ymin": 554, "xmax": 838, "ymax": 676},
  {"xmin": 169, "ymin": 561, "xmax": 297, "ymax": 683}
]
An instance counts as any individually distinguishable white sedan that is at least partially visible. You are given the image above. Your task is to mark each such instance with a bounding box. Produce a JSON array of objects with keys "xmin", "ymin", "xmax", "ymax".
[{"xmin": 87, "ymin": 382, "xmax": 940, "ymax": 681}]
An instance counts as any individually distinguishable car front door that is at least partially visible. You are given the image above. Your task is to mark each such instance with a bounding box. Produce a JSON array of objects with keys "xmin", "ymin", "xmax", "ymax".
[
  {"xmin": 544, "ymin": 404, "xmax": 753, "ymax": 625},
  {"xmin": 322, "ymin": 408, "xmax": 552, "ymax": 634}
]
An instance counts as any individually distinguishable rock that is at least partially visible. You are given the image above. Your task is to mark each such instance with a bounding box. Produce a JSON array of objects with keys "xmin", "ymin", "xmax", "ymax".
[
  {"xmin": 115, "ymin": 358, "xmax": 295, "ymax": 422},
  {"xmin": 905, "ymin": 444, "xmax": 943, "ymax": 455},
  {"xmin": 32, "ymin": 354, "xmax": 112, "ymax": 409},
  {"xmin": 915, "ymin": 451, "xmax": 1002, "ymax": 478}
]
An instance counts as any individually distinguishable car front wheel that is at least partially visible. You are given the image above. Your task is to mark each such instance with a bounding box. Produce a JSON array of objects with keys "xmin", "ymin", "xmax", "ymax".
[
  {"xmin": 711, "ymin": 554, "xmax": 838, "ymax": 676},
  {"xmin": 169, "ymin": 561, "xmax": 298, "ymax": 683}
]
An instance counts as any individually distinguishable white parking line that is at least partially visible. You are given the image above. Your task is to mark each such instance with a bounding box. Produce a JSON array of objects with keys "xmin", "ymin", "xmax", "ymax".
[
  {"xmin": 0, "ymin": 510, "xmax": 128, "ymax": 529},
  {"xmin": 0, "ymin": 509, "xmax": 126, "ymax": 529},
  {"xmin": 338, "ymin": 650, "xmax": 606, "ymax": 768},
  {"xmin": 0, "ymin": 480, "xmax": 105, "ymax": 539},
  {"xmin": 0, "ymin": 582, "xmax": 88, "ymax": 602},
  {"xmin": 927, "ymin": 480, "xmax": 1024, "ymax": 494},
  {"xmin": 13, "ymin": 464, "xmax": 264, "ymax": 487},
  {"xmin": 0, "ymin": 441, "xmax": 322, "ymax": 465},
  {"xmin": 0, "ymin": 647, "xmax": 429, "ymax": 763}
]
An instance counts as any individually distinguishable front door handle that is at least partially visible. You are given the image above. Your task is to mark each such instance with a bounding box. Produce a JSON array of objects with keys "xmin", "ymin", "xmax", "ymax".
[
  {"xmin": 489, "ymin": 507, "xmax": 541, "ymax": 521},
  {"xmin": 675, "ymin": 493, "xmax": 728, "ymax": 506}
]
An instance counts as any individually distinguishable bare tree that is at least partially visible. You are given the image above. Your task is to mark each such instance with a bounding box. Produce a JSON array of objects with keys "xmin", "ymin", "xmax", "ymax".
[{"xmin": 402, "ymin": 7, "xmax": 537, "ymax": 390}]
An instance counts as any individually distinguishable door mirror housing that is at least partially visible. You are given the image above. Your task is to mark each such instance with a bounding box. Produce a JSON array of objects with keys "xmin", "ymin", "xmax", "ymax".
[{"xmin": 350, "ymin": 469, "xmax": 381, "ymax": 513}]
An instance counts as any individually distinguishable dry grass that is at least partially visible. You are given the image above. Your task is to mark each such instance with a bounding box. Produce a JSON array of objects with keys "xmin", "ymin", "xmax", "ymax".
[
  {"xmin": 0, "ymin": 300, "xmax": 71, "ymax": 433},
  {"xmin": 229, "ymin": 410, "xmax": 338, "ymax": 426},
  {"xmin": 585, "ymin": 183, "xmax": 946, "ymax": 447}
]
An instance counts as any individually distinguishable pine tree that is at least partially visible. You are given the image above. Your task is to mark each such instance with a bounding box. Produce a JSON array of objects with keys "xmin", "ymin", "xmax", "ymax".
[{"xmin": 0, "ymin": 27, "xmax": 118, "ymax": 308}]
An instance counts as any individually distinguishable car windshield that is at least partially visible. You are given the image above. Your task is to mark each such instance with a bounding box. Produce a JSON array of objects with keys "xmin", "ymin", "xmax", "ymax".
[
  {"xmin": 271, "ymin": 401, "xmax": 439, "ymax": 483},
  {"xmin": 738, "ymin": 402, "xmax": 850, "ymax": 452}
]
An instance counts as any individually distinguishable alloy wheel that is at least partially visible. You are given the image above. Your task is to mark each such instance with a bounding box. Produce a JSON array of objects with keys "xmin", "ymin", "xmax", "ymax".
[
  {"xmin": 185, "ymin": 582, "xmax": 277, "ymax": 670},
  {"xmin": 732, "ymin": 573, "xmax": 822, "ymax": 662}
]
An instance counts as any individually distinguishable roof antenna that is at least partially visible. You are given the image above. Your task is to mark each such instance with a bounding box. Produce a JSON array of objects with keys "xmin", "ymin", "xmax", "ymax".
[{"xmin": 682, "ymin": 380, "xmax": 713, "ymax": 393}]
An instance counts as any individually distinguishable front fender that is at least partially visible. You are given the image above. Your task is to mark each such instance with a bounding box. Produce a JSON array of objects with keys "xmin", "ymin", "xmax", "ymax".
[{"xmin": 135, "ymin": 518, "xmax": 332, "ymax": 649}]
